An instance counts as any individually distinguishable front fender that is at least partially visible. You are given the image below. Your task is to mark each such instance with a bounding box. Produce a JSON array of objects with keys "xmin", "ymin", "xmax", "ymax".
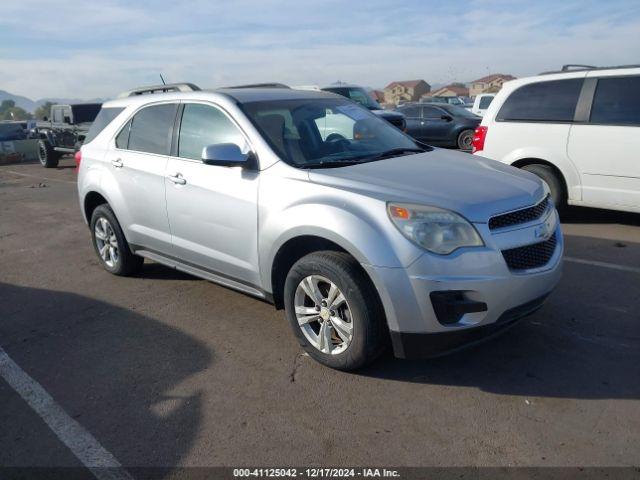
[{"xmin": 259, "ymin": 200, "xmax": 423, "ymax": 292}]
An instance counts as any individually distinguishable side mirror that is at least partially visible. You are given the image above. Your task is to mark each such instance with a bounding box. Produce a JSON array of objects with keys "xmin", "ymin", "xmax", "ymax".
[
  {"xmin": 201, "ymin": 143, "xmax": 251, "ymax": 167},
  {"xmin": 43, "ymin": 116, "xmax": 48, "ymax": 122},
  {"xmin": 441, "ymin": 114, "xmax": 453, "ymax": 122},
  {"xmin": 63, "ymin": 116, "xmax": 72, "ymax": 124}
]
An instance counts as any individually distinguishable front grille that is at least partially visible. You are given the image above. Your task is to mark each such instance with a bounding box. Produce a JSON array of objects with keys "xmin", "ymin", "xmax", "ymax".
[
  {"xmin": 502, "ymin": 232, "xmax": 557, "ymax": 270},
  {"xmin": 489, "ymin": 195, "xmax": 550, "ymax": 230}
]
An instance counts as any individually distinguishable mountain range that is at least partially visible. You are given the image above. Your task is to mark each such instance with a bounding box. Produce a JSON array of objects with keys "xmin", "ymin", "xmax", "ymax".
[{"xmin": 0, "ymin": 90, "xmax": 104, "ymax": 113}]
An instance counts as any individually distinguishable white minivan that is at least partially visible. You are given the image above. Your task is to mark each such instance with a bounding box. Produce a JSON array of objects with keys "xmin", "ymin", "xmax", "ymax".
[{"xmin": 473, "ymin": 65, "xmax": 640, "ymax": 213}]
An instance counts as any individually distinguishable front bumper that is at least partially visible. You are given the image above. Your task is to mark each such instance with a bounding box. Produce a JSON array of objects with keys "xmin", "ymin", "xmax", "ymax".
[{"xmin": 363, "ymin": 209, "xmax": 563, "ymax": 359}]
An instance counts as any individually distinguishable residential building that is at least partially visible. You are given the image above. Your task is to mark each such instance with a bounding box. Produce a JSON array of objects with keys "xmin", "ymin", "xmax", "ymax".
[
  {"xmin": 469, "ymin": 74, "xmax": 516, "ymax": 97},
  {"xmin": 424, "ymin": 84, "xmax": 469, "ymax": 99},
  {"xmin": 383, "ymin": 80, "xmax": 431, "ymax": 105},
  {"xmin": 370, "ymin": 90, "xmax": 386, "ymax": 104}
]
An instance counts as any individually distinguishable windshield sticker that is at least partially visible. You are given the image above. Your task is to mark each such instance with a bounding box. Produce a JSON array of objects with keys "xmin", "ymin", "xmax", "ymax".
[{"xmin": 336, "ymin": 104, "xmax": 369, "ymax": 121}]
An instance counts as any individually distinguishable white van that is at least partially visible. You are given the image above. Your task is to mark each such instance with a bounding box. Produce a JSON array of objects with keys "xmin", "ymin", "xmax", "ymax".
[{"xmin": 473, "ymin": 65, "xmax": 640, "ymax": 213}]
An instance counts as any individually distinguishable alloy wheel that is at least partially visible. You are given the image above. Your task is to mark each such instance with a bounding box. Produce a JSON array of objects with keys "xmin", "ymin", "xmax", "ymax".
[
  {"xmin": 294, "ymin": 275, "xmax": 354, "ymax": 355},
  {"xmin": 94, "ymin": 217, "xmax": 119, "ymax": 268}
]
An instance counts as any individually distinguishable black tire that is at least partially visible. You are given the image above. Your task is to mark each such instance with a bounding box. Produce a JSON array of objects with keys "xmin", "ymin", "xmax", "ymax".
[
  {"xmin": 37, "ymin": 140, "xmax": 60, "ymax": 168},
  {"xmin": 457, "ymin": 129, "xmax": 474, "ymax": 151},
  {"xmin": 284, "ymin": 251, "xmax": 387, "ymax": 371},
  {"xmin": 90, "ymin": 204, "xmax": 143, "ymax": 276},
  {"xmin": 521, "ymin": 164, "xmax": 566, "ymax": 210}
]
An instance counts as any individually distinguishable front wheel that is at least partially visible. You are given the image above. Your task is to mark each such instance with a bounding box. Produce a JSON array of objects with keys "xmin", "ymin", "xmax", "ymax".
[
  {"xmin": 284, "ymin": 251, "xmax": 387, "ymax": 371},
  {"xmin": 457, "ymin": 129, "xmax": 474, "ymax": 151},
  {"xmin": 37, "ymin": 140, "xmax": 60, "ymax": 168}
]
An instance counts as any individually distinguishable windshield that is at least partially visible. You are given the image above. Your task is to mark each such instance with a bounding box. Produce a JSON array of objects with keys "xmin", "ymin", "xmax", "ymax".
[
  {"xmin": 241, "ymin": 98, "xmax": 425, "ymax": 168},
  {"xmin": 72, "ymin": 104, "xmax": 102, "ymax": 123},
  {"xmin": 322, "ymin": 87, "xmax": 381, "ymax": 110}
]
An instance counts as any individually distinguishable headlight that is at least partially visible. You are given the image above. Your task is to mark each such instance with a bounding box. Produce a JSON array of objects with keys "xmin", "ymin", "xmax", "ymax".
[{"xmin": 387, "ymin": 203, "xmax": 484, "ymax": 255}]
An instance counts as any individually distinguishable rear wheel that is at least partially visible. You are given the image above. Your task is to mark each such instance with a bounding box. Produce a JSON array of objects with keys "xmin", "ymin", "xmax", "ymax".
[
  {"xmin": 90, "ymin": 204, "xmax": 143, "ymax": 276},
  {"xmin": 457, "ymin": 129, "xmax": 474, "ymax": 151},
  {"xmin": 38, "ymin": 140, "xmax": 60, "ymax": 168},
  {"xmin": 284, "ymin": 251, "xmax": 386, "ymax": 371},
  {"xmin": 521, "ymin": 164, "xmax": 566, "ymax": 210}
]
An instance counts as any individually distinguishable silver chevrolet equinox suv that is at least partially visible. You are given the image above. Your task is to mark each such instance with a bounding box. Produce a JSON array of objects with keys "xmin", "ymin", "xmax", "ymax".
[{"xmin": 77, "ymin": 82, "xmax": 563, "ymax": 370}]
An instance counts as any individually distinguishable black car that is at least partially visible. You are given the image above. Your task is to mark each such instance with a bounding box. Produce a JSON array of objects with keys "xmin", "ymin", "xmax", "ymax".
[
  {"xmin": 321, "ymin": 85, "xmax": 406, "ymax": 131},
  {"xmin": 395, "ymin": 103, "xmax": 480, "ymax": 150}
]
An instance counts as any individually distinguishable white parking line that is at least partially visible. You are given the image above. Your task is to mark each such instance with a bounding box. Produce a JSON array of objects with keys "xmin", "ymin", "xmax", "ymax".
[
  {"xmin": 565, "ymin": 256, "xmax": 640, "ymax": 274},
  {"xmin": 0, "ymin": 346, "xmax": 133, "ymax": 480},
  {"xmin": 3, "ymin": 170, "xmax": 77, "ymax": 185}
]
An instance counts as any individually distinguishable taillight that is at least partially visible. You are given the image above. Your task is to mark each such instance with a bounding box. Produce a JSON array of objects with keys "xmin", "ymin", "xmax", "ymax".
[
  {"xmin": 472, "ymin": 126, "xmax": 488, "ymax": 153},
  {"xmin": 74, "ymin": 150, "xmax": 82, "ymax": 171}
]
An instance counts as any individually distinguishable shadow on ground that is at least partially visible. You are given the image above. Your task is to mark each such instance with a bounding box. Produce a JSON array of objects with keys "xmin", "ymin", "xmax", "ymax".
[
  {"xmin": 560, "ymin": 205, "xmax": 640, "ymax": 226},
  {"xmin": 0, "ymin": 282, "xmax": 212, "ymax": 471}
]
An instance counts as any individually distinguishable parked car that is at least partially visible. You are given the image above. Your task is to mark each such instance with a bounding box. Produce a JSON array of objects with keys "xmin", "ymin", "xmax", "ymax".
[
  {"xmin": 473, "ymin": 64, "xmax": 640, "ymax": 213},
  {"xmin": 34, "ymin": 103, "xmax": 102, "ymax": 167},
  {"xmin": 396, "ymin": 102, "xmax": 481, "ymax": 150},
  {"xmin": 422, "ymin": 96, "xmax": 468, "ymax": 107},
  {"xmin": 0, "ymin": 121, "xmax": 27, "ymax": 142},
  {"xmin": 470, "ymin": 94, "xmax": 495, "ymax": 117},
  {"xmin": 313, "ymin": 85, "xmax": 406, "ymax": 131},
  {"xmin": 78, "ymin": 82, "xmax": 563, "ymax": 371}
]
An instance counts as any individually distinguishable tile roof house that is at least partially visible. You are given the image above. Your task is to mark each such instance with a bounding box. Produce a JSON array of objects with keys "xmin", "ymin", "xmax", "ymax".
[
  {"xmin": 469, "ymin": 74, "xmax": 516, "ymax": 97},
  {"xmin": 425, "ymin": 84, "xmax": 469, "ymax": 98},
  {"xmin": 383, "ymin": 80, "xmax": 431, "ymax": 105}
]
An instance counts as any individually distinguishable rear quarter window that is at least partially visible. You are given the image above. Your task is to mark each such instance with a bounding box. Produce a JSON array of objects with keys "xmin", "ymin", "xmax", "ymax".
[
  {"xmin": 83, "ymin": 107, "xmax": 125, "ymax": 145},
  {"xmin": 590, "ymin": 76, "xmax": 640, "ymax": 126},
  {"xmin": 497, "ymin": 78, "xmax": 583, "ymax": 122},
  {"xmin": 126, "ymin": 103, "xmax": 178, "ymax": 155}
]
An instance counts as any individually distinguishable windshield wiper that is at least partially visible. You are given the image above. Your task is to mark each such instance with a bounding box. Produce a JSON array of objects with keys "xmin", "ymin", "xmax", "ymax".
[
  {"xmin": 360, "ymin": 147, "xmax": 426, "ymax": 162},
  {"xmin": 302, "ymin": 159, "xmax": 364, "ymax": 169}
]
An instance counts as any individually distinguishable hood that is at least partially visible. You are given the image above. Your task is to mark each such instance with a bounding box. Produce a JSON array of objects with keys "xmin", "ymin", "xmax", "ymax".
[{"xmin": 308, "ymin": 149, "xmax": 545, "ymax": 222}]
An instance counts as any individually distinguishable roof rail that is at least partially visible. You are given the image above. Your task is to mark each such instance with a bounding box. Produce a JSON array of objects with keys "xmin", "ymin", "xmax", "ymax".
[
  {"xmin": 540, "ymin": 64, "xmax": 640, "ymax": 75},
  {"xmin": 561, "ymin": 64, "xmax": 597, "ymax": 71},
  {"xmin": 118, "ymin": 83, "xmax": 201, "ymax": 98},
  {"xmin": 221, "ymin": 83, "xmax": 290, "ymax": 89}
]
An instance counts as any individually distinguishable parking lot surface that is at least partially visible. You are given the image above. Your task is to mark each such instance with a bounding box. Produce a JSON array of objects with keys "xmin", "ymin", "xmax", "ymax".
[{"xmin": 1, "ymin": 160, "xmax": 639, "ymax": 471}]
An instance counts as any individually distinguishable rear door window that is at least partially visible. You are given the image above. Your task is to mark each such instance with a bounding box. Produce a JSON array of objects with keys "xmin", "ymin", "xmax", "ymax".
[
  {"xmin": 497, "ymin": 78, "xmax": 583, "ymax": 122},
  {"xmin": 127, "ymin": 103, "xmax": 178, "ymax": 155},
  {"xmin": 84, "ymin": 107, "xmax": 124, "ymax": 144},
  {"xmin": 400, "ymin": 106, "xmax": 420, "ymax": 118},
  {"xmin": 590, "ymin": 76, "xmax": 640, "ymax": 126}
]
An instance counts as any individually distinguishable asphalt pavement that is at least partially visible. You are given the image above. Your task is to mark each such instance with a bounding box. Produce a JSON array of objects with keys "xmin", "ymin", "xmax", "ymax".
[{"xmin": 1, "ymin": 159, "xmax": 639, "ymax": 473}]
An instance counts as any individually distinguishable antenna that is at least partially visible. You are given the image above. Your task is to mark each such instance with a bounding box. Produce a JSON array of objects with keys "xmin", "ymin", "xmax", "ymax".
[{"xmin": 160, "ymin": 74, "xmax": 166, "ymax": 85}]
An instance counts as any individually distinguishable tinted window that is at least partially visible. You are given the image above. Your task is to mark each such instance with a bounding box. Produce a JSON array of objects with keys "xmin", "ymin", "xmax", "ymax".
[
  {"xmin": 422, "ymin": 106, "xmax": 443, "ymax": 119},
  {"xmin": 590, "ymin": 76, "xmax": 640, "ymax": 126},
  {"xmin": 323, "ymin": 87, "xmax": 380, "ymax": 109},
  {"xmin": 84, "ymin": 107, "xmax": 124, "ymax": 145},
  {"xmin": 479, "ymin": 96, "xmax": 493, "ymax": 109},
  {"xmin": 497, "ymin": 79, "xmax": 583, "ymax": 122},
  {"xmin": 178, "ymin": 104, "xmax": 247, "ymax": 160},
  {"xmin": 401, "ymin": 106, "xmax": 420, "ymax": 117},
  {"xmin": 440, "ymin": 105, "xmax": 478, "ymax": 119},
  {"xmin": 72, "ymin": 104, "xmax": 102, "ymax": 123},
  {"xmin": 127, "ymin": 104, "xmax": 177, "ymax": 155},
  {"xmin": 115, "ymin": 120, "xmax": 131, "ymax": 149}
]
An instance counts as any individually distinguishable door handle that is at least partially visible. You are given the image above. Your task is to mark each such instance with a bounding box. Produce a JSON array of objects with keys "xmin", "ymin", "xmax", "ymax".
[
  {"xmin": 111, "ymin": 158, "xmax": 123, "ymax": 168},
  {"xmin": 167, "ymin": 173, "xmax": 186, "ymax": 185}
]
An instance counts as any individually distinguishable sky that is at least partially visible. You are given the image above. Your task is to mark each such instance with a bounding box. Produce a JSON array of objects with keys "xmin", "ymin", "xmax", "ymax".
[{"xmin": 1, "ymin": 0, "xmax": 639, "ymax": 100}]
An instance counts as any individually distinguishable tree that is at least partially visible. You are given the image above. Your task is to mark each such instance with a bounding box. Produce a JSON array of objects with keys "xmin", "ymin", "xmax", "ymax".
[
  {"xmin": 0, "ymin": 99, "xmax": 16, "ymax": 113},
  {"xmin": 35, "ymin": 101, "xmax": 55, "ymax": 120}
]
